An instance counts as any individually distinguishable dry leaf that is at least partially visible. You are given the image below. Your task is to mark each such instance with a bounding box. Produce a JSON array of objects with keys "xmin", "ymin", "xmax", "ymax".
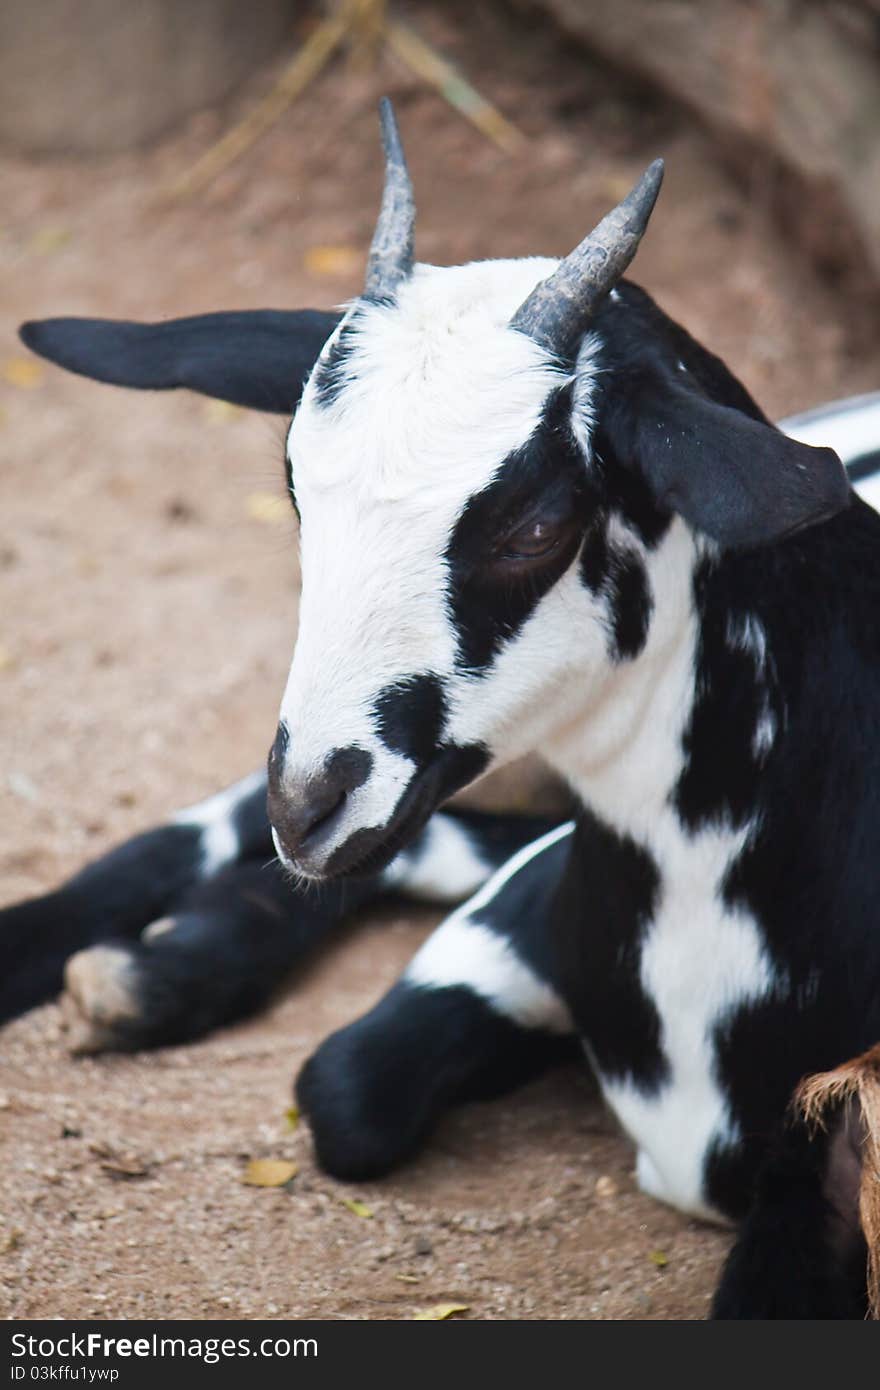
[
  {"xmin": 99, "ymin": 1155, "xmax": 153, "ymax": 1181},
  {"xmin": 242, "ymin": 1159, "xmax": 298, "ymax": 1188},
  {"xmin": 595, "ymin": 1175, "xmax": 617, "ymax": 1199},
  {"xmin": 246, "ymin": 492, "xmax": 290, "ymax": 526},
  {"xmin": 413, "ymin": 1303, "xmax": 469, "ymax": 1321},
  {"xmin": 0, "ymin": 644, "xmax": 13, "ymax": 672},
  {"xmin": 303, "ymin": 244, "xmax": 360, "ymax": 278},
  {"xmin": 1, "ymin": 1229, "xmax": 23, "ymax": 1254},
  {"xmin": 342, "ymin": 1198, "xmax": 373, "ymax": 1219},
  {"xmin": 203, "ymin": 399, "xmax": 243, "ymax": 425},
  {"xmin": 285, "ymin": 1106, "xmax": 300, "ymax": 1132},
  {"xmin": 649, "ymin": 1249, "xmax": 669, "ymax": 1268},
  {"xmin": 3, "ymin": 358, "xmax": 43, "ymax": 389},
  {"xmin": 28, "ymin": 227, "xmax": 71, "ymax": 256},
  {"xmin": 395, "ymin": 1274, "xmax": 421, "ymax": 1284},
  {"xmin": 90, "ymin": 1141, "xmax": 153, "ymax": 1181}
]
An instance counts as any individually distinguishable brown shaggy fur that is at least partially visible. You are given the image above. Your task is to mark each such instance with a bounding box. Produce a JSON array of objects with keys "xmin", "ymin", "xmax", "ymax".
[{"xmin": 796, "ymin": 1044, "xmax": 880, "ymax": 1318}]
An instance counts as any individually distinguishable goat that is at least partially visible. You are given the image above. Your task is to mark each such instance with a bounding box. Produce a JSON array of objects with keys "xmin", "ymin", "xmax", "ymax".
[{"xmin": 6, "ymin": 100, "xmax": 880, "ymax": 1317}]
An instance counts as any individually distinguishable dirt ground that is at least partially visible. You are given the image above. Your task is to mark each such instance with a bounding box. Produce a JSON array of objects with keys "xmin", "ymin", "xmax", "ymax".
[{"xmin": 2, "ymin": 1, "xmax": 879, "ymax": 1323}]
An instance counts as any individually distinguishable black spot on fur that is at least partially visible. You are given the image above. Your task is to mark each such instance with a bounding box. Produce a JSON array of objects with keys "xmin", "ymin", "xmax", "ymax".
[
  {"xmin": 324, "ymin": 741, "xmax": 488, "ymax": 879},
  {"xmin": 607, "ymin": 547, "xmax": 652, "ymax": 660},
  {"xmin": 446, "ymin": 385, "xmax": 589, "ymax": 671},
  {"xmin": 673, "ymin": 560, "xmax": 779, "ymax": 832},
  {"xmin": 553, "ymin": 809, "xmax": 667, "ymax": 1092},
  {"xmin": 268, "ymin": 721, "xmax": 290, "ymax": 774},
  {"xmin": 579, "ymin": 519, "xmax": 652, "ymax": 662},
  {"xmin": 310, "ymin": 314, "xmax": 362, "ymax": 409},
  {"xmin": 283, "ymin": 451, "xmax": 299, "ymax": 518},
  {"xmin": 373, "ymin": 674, "xmax": 448, "ymax": 766}
]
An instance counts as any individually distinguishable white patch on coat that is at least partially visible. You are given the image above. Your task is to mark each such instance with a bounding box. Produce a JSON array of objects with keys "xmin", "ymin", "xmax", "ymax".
[
  {"xmin": 604, "ymin": 816, "xmax": 779, "ymax": 1221},
  {"xmin": 542, "ymin": 531, "xmax": 781, "ymax": 1219},
  {"xmin": 175, "ymin": 770, "xmax": 266, "ymax": 875},
  {"xmin": 725, "ymin": 612, "xmax": 777, "ymax": 760},
  {"xmin": 381, "ymin": 811, "xmax": 495, "ymax": 902},
  {"xmin": 405, "ymin": 822, "xmax": 575, "ymax": 1032}
]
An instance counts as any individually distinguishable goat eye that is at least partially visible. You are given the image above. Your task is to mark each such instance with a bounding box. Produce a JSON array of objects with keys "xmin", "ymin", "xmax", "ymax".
[{"xmin": 500, "ymin": 517, "xmax": 568, "ymax": 561}]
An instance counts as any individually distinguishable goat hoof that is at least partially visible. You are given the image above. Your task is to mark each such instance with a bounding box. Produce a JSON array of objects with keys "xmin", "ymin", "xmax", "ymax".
[{"xmin": 62, "ymin": 945, "xmax": 141, "ymax": 1054}]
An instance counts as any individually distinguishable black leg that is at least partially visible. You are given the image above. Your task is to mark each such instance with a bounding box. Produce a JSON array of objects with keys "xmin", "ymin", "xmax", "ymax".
[
  {"xmin": 62, "ymin": 857, "xmax": 379, "ymax": 1051},
  {"xmin": 297, "ymin": 822, "xmax": 579, "ymax": 1180},
  {"xmin": 711, "ymin": 1111, "xmax": 869, "ymax": 1319},
  {"xmin": 0, "ymin": 771, "xmax": 270, "ymax": 1023}
]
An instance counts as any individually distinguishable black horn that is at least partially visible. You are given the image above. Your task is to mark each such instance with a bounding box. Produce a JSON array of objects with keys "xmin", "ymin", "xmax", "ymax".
[
  {"xmin": 510, "ymin": 159, "xmax": 664, "ymax": 357},
  {"xmin": 363, "ymin": 98, "xmax": 416, "ymax": 302}
]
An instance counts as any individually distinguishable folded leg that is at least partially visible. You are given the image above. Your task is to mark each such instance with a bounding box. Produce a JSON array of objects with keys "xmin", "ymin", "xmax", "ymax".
[
  {"xmin": 2, "ymin": 754, "xmax": 558, "ymax": 1050},
  {"xmin": 0, "ymin": 771, "xmax": 269, "ymax": 1022},
  {"xmin": 297, "ymin": 822, "xmax": 579, "ymax": 1180}
]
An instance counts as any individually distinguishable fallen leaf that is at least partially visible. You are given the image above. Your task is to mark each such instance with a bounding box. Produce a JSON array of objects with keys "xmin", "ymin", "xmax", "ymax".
[
  {"xmin": 203, "ymin": 399, "xmax": 243, "ymax": 425},
  {"xmin": 303, "ymin": 244, "xmax": 360, "ymax": 278},
  {"xmin": 413, "ymin": 1303, "xmax": 469, "ymax": 1321},
  {"xmin": 285, "ymin": 1105, "xmax": 300, "ymax": 1132},
  {"xmin": 98, "ymin": 1154, "xmax": 153, "ymax": 1181},
  {"xmin": 649, "ymin": 1249, "xmax": 669, "ymax": 1268},
  {"xmin": 342, "ymin": 1198, "xmax": 373, "ymax": 1219},
  {"xmin": 246, "ymin": 492, "xmax": 290, "ymax": 526},
  {"xmin": 0, "ymin": 643, "xmax": 13, "ymax": 672},
  {"xmin": 28, "ymin": 227, "xmax": 71, "ymax": 256},
  {"xmin": 3, "ymin": 358, "xmax": 43, "ymax": 389},
  {"xmin": 595, "ymin": 1174, "xmax": 617, "ymax": 1199},
  {"xmin": 0, "ymin": 1230, "xmax": 23, "ymax": 1254},
  {"xmin": 395, "ymin": 1274, "xmax": 421, "ymax": 1283},
  {"xmin": 89, "ymin": 1142, "xmax": 153, "ymax": 1181},
  {"xmin": 242, "ymin": 1158, "xmax": 298, "ymax": 1188}
]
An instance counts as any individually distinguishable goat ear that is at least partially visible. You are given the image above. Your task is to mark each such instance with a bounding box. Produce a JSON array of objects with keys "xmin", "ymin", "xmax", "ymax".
[
  {"xmin": 18, "ymin": 309, "xmax": 342, "ymax": 414},
  {"xmin": 599, "ymin": 372, "xmax": 851, "ymax": 548}
]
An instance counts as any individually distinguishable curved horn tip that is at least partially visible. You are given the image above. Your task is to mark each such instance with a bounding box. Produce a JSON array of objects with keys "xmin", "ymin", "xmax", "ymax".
[
  {"xmin": 364, "ymin": 96, "xmax": 416, "ymax": 303},
  {"xmin": 378, "ymin": 97, "xmax": 407, "ymax": 169},
  {"xmin": 629, "ymin": 157, "xmax": 664, "ymax": 219},
  {"xmin": 508, "ymin": 155, "xmax": 667, "ymax": 355}
]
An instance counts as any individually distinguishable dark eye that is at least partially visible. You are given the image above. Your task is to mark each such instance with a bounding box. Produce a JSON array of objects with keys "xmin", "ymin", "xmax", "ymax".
[{"xmin": 499, "ymin": 516, "xmax": 571, "ymax": 561}]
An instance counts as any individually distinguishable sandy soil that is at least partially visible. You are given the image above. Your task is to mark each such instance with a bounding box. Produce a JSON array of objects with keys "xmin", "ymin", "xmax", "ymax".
[{"xmin": 1, "ymin": 1, "xmax": 878, "ymax": 1322}]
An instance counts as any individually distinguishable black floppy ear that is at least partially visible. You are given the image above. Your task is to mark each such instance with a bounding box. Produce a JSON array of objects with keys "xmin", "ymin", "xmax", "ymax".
[
  {"xmin": 18, "ymin": 309, "xmax": 342, "ymax": 414},
  {"xmin": 599, "ymin": 370, "xmax": 851, "ymax": 549}
]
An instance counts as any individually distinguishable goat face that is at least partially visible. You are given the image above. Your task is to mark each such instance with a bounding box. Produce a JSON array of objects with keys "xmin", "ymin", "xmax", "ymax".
[
  {"xmin": 271, "ymin": 260, "xmax": 599, "ymax": 878},
  {"xmin": 269, "ymin": 260, "xmax": 849, "ymax": 881}
]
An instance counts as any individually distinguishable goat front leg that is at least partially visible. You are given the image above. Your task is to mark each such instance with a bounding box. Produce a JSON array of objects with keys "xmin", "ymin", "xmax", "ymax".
[
  {"xmin": 0, "ymin": 770, "xmax": 270, "ymax": 1024},
  {"xmin": 296, "ymin": 822, "xmax": 578, "ymax": 1181},
  {"xmin": 61, "ymin": 856, "xmax": 384, "ymax": 1052},
  {"xmin": 59, "ymin": 806, "xmax": 558, "ymax": 1051}
]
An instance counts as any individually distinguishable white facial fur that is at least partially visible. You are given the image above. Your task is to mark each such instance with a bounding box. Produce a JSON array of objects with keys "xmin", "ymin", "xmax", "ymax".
[{"xmin": 275, "ymin": 257, "xmax": 608, "ymax": 875}]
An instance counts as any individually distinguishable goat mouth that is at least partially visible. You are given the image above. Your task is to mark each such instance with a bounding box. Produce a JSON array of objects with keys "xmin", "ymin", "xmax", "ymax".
[{"xmin": 315, "ymin": 741, "xmax": 489, "ymax": 882}]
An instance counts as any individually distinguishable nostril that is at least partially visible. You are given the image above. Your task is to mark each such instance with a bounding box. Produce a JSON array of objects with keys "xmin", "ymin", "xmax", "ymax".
[
  {"xmin": 267, "ymin": 742, "xmax": 374, "ymax": 859},
  {"xmin": 300, "ymin": 784, "xmax": 347, "ymax": 845}
]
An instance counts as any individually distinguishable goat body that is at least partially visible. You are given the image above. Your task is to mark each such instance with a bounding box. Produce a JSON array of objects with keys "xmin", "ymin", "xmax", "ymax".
[{"xmin": 5, "ymin": 150, "xmax": 880, "ymax": 1315}]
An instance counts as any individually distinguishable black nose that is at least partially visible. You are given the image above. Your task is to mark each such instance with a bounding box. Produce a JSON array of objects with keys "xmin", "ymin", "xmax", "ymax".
[{"xmin": 267, "ymin": 735, "xmax": 373, "ymax": 859}]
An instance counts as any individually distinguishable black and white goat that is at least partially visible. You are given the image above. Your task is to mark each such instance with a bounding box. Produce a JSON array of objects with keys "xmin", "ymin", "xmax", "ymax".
[{"xmin": 5, "ymin": 101, "xmax": 880, "ymax": 1318}]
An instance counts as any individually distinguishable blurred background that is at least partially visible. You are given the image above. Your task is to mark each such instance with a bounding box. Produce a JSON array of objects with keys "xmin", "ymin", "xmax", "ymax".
[{"xmin": 1, "ymin": 0, "xmax": 879, "ymax": 1323}]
